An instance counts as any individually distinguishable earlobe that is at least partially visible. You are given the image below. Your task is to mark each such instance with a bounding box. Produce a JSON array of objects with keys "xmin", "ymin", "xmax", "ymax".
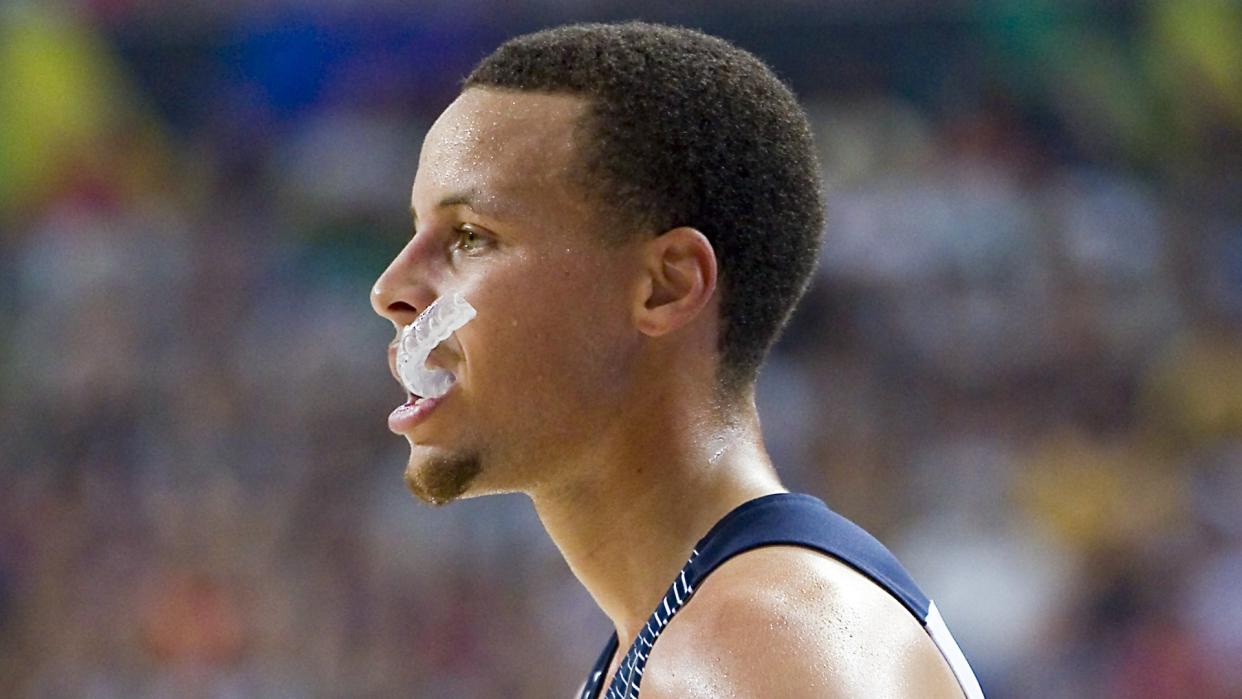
[{"xmin": 635, "ymin": 227, "xmax": 717, "ymax": 337}]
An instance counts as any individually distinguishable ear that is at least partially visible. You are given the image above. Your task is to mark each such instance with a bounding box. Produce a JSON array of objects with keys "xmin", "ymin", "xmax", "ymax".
[{"xmin": 634, "ymin": 226, "xmax": 718, "ymax": 337}]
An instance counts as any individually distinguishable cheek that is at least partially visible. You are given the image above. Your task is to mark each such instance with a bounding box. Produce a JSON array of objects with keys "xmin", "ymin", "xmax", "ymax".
[{"xmin": 464, "ymin": 263, "xmax": 634, "ymax": 406}]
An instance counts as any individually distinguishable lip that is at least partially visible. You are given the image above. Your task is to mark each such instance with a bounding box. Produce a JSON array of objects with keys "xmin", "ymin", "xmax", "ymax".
[{"xmin": 388, "ymin": 392, "xmax": 448, "ymax": 434}]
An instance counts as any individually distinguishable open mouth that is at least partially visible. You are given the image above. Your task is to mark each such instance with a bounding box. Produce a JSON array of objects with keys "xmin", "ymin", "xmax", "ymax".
[
  {"xmin": 394, "ymin": 342, "xmax": 457, "ymax": 403},
  {"xmin": 394, "ymin": 293, "xmax": 476, "ymax": 400},
  {"xmin": 387, "ymin": 293, "xmax": 475, "ymax": 434},
  {"xmin": 404, "ymin": 390, "xmax": 436, "ymax": 407}
]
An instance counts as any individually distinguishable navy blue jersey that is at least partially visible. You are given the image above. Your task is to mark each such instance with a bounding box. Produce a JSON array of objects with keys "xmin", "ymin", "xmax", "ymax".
[{"xmin": 578, "ymin": 492, "xmax": 983, "ymax": 698}]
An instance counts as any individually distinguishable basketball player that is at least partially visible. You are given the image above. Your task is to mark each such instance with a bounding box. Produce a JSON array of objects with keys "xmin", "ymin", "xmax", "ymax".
[{"xmin": 371, "ymin": 22, "xmax": 984, "ymax": 698}]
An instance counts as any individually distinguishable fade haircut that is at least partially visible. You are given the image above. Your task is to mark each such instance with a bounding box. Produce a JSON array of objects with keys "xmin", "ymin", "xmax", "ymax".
[{"xmin": 465, "ymin": 22, "xmax": 824, "ymax": 393}]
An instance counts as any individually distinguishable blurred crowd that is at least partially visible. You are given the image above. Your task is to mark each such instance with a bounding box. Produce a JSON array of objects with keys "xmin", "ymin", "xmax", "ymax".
[{"xmin": 1, "ymin": 1, "xmax": 1240, "ymax": 697}]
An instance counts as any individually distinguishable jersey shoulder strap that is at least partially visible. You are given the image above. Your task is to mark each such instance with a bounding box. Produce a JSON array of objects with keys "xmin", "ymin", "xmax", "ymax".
[
  {"xmin": 684, "ymin": 492, "xmax": 930, "ymax": 618},
  {"xmin": 580, "ymin": 492, "xmax": 983, "ymax": 699}
]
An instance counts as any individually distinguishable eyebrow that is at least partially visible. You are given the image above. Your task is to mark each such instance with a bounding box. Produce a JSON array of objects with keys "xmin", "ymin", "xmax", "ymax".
[{"xmin": 410, "ymin": 191, "xmax": 502, "ymax": 225}]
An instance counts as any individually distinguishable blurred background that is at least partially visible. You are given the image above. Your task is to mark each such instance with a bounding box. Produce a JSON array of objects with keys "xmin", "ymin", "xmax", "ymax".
[{"xmin": 1, "ymin": 0, "xmax": 1240, "ymax": 697}]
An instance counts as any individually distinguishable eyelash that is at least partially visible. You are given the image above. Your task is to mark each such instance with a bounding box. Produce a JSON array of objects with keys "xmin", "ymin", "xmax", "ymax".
[{"xmin": 451, "ymin": 225, "xmax": 491, "ymax": 255}]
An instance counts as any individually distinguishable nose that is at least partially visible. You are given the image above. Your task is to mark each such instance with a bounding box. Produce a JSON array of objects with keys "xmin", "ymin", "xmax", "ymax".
[{"xmin": 371, "ymin": 235, "xmax": 440, "ymax": 327}]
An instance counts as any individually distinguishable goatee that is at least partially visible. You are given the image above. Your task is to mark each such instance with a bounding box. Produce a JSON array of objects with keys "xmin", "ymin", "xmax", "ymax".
[{"xmin": 405, "ymin": 452, "xmax": 483, "ymax": 505}]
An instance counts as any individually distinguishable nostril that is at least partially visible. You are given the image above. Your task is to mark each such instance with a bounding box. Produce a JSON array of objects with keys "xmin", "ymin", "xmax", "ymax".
[{"xmin": 388, "ymin": 301, "xmax": 417, "ymax": 314}]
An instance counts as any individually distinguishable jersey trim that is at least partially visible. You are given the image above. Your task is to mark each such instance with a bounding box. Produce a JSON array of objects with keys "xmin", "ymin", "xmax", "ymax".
[{"xmin": 927, "ymin": 601, "xmax": 985, "ymax": 699}]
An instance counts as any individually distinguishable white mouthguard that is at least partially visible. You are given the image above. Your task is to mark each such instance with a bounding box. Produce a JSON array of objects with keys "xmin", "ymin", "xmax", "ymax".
[{"xmin": 396, "ymin": 293, "xmax": 477, "ymax": 399}]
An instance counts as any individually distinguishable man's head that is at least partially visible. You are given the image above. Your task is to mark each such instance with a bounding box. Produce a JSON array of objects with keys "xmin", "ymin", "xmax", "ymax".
[
  {"xmin": 465, "ymin": 22, "xmax": 825, "ymax": 391},
  {"xmin": 372, "ymin": 22, "xmax": 823, "ymax": 504}
]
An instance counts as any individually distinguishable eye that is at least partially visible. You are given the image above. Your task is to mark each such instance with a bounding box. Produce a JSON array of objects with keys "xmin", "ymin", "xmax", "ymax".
[{"xmin": 452, "ymin": 225, "xmax": 492, "ymax": 255}]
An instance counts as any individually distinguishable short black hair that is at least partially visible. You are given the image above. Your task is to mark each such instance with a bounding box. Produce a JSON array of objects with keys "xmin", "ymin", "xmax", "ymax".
[{"xmin": 465, "ymin": 22, "xmax": 824, "ymax": 393}]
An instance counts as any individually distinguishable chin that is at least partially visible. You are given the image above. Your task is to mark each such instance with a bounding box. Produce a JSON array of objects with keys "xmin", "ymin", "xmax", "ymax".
[{"xmin": 403, "ymin": 449, "xmax": 484, "ymax": 505}]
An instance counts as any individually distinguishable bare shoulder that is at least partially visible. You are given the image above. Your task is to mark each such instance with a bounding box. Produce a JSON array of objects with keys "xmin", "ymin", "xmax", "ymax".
[{"xmin": 639, "ymin": 546, "xmax": 964, "ymax": 699}]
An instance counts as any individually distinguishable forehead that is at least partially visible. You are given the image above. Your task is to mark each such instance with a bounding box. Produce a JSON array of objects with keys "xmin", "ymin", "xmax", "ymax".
[{"xmin": 413, "ymin": 88, "xmax": 590, "ymax": 218}]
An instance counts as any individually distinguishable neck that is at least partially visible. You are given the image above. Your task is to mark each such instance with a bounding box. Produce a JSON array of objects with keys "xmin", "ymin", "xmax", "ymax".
[{"xmin": 528, "ymin": 388, "xmax": 784, "ymax": 645}]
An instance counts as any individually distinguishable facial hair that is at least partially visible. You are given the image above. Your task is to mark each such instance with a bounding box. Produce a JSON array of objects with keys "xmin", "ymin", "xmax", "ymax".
[{"xmin": 404, "ymin": 451, "xmax": 483, "ymax": 505}]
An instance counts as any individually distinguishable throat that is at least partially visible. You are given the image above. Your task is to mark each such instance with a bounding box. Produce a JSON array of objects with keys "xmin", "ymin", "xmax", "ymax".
[{"xmin": 530, "ymin": 434, "xmax": 783, "ymax": 650}]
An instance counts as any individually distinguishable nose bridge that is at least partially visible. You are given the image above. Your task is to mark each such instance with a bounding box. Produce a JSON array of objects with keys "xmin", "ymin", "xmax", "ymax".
[{"xmin": 371, "ymin": 233, "xmax": 441, "ymax": 324}]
